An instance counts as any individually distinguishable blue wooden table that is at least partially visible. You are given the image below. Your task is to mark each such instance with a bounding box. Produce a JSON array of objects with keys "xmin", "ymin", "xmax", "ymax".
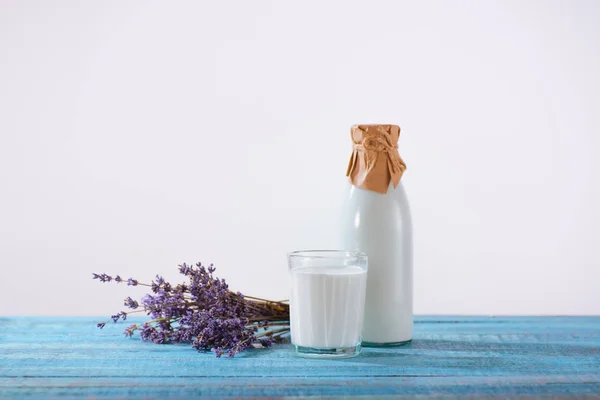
[{"xmin": 1, "ymin": 317, "xmax": 599, "ymax": 398}]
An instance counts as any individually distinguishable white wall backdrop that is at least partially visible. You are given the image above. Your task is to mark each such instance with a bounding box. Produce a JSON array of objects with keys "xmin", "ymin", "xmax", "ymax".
[{"xmin": 1, "ymin": 0, "xmax": 599, "ymax": 316}]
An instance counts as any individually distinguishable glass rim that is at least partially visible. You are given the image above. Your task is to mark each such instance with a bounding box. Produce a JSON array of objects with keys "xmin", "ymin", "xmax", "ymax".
[{"xmin": 287, "ymin": 249, "xmax": 367, "ymax": 260}]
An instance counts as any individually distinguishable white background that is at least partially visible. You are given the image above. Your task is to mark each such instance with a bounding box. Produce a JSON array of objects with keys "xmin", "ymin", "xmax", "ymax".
[{"xmin": 1, "ymin": 1, "xmax": 599, "ymax": 316}]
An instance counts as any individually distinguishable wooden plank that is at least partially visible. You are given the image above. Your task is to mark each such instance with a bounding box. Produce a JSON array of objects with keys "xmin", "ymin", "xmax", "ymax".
[
  {"xmin": 0, "ymin": 317, "xmax": 599, "ymax": 397},
  {"xmin": 1, "ymin": 376, "xmax": 600, "ymax": 398}
]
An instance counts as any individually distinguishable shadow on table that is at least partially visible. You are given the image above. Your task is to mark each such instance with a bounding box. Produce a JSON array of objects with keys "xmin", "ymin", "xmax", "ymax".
[{"xmin": 335, "ymin": 339, "xmax": 600, "ymax": 369}]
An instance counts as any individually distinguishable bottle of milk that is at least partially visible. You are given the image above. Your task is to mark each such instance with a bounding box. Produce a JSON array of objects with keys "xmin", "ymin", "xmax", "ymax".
[{"xmin": 340, "ymin": 124, "xmax": 413, "ymax": 346}]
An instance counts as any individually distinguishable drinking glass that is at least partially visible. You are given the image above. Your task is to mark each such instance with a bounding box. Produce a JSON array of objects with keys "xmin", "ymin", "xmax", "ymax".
[{"xmin": 288, "ymin": 250, "xmax": 368, "ymax": 358}]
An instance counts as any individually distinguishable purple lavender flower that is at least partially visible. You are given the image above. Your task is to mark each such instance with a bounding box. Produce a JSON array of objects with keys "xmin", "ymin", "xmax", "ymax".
[
  {"xmin": 178, "ymin": 263, "xmax": 192, "ymax": 276},
  {"xmin": 93, "ymin": 273, "xmax": 113, "ymax": 283},
  {"xmin": 124, "ymin": 324, "xmax": 138, "ymax": 337},
  {"xmin": 124, "ymin": 297, "xmax": 139, "ymax": 309},
  {"xmin": 94, "ymin": 263, "xmax": 290, "ymax": 357},
  {"xmin": 127, "ymin": 278, "xmax": 138, "ymax": 286},
  {"xmin": 213, "ymin": 347, "xmax": 224, "ymax": 358},
  {"xmin": 140, "ymin": 323, "xmax": 156, "ymax": 341}
]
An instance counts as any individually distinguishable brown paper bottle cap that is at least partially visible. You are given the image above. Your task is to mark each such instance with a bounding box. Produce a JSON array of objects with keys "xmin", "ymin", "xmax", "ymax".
[{"xmin": 345, "ymin": 124, "xmax": 406, "ymax": 194}]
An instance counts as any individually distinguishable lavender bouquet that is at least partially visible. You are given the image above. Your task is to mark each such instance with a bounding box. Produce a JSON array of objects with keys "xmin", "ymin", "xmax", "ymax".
[{"xmin": 94, "ymin": 263, "xmax": 290, "ymax": 357}]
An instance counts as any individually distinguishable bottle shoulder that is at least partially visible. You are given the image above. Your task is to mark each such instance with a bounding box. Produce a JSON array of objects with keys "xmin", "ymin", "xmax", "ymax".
[
  {"xmin": 341, "ymin": 181, "xmax": 412, "ymax": 225},
  {"xmin": 343, "ymin": 181, "xmax": 410, "ymax": 208}
]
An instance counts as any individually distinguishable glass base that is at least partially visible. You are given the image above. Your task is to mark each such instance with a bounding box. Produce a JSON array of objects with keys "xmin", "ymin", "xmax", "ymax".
[
  {"xmin": 362, "ymin": 339, "xmax": 412, "ymax": 347},
  {"xmin": 294, "ymin": 343, "xmax": 361, "ymax": 359}
]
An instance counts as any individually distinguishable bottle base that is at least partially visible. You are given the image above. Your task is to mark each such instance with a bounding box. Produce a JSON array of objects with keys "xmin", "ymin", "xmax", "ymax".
[
  {"xmin": 294, "ymin": 343, "xmax": 361, "ymax": 359},
  {"xmin": 362, "ymin": 339, "xmax": 412, "ymax": 347}
]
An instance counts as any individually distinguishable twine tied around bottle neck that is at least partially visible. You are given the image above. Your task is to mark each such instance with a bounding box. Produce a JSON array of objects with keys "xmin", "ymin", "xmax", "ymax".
[{"xmin": 346, "ymin": 124, "xmax": 406, "ymax": 194}]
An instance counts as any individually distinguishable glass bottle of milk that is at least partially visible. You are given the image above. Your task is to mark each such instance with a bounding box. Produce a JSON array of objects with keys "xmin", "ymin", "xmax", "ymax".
[{"xmin": 340, "ymin": 124, "xmax": 413, "ymax": 346}]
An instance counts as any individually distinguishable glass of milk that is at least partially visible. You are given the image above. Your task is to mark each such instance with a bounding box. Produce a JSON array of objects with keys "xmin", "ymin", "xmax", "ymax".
[{"xmin": 288, "ymin": 250, "xmax": 368, "ymax": 358}]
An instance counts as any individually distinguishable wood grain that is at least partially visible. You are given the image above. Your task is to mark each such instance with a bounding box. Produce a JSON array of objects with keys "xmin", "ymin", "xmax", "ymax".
[{"xmin": 1, "ymin": 316, "xmax": 599, "ymax": 398}]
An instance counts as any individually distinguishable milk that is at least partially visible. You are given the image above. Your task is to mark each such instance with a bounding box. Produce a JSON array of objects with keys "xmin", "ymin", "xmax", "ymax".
[
  {"xmin": 290, "ymin": 266, "xmax": 367, "ymax": 349},
  {"xmin": 341, "ymin": 181, "xmax": 413, "ymax": 344}
]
